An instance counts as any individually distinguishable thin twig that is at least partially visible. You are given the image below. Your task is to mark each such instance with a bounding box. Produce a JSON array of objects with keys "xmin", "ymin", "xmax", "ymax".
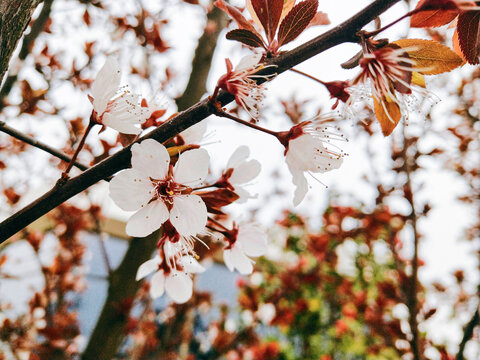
[
  {"xmin": 62, "ymin": 121, "xmax": 95, "ymax": 178},
  {"xmin": 0, "ymin": 120, "xmax": 88, "ymax": 171}
]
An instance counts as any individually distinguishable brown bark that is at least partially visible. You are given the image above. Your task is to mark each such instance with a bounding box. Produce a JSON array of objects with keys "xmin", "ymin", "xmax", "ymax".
[{"xmin": 0, "ymin": 0, "xmax": 43, "ymax": 84}]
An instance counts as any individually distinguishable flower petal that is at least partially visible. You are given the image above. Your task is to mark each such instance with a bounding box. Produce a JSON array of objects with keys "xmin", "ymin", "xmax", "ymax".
[
  {"xmin": 136, "ymin": 257, "xmax": 161, "ymax": 280},
  {"xmin": 178, "ymin": 255, "xmax": 206, "ymax": 274},
  {"xmin": 230, "ymin": 159, "xmax": 261, "ymax": 184},
  {"xmin": 101, "ymin": 92, "xmax": 149, "ymax": 134},
  {"xmin": 180, "ymin": 120, "xmax": 207, "ymax": 144},
  {"xmin": 173, "ymin": 148, "xmax": 209, "ymax": 186},
  {"xmin": 234, "ymin": 186, "xmax": 256, "ymax": 204},
  {"xmin": 109, "ymin": 169, "xmax": 154, "ymax": 211},
  {"xmin": 150, "ymin": 271, "xmax": 166, "ymax": 298},
  {"xmin": 126, "ymin": 200, "xmax": 169, "ymax": 237},
  {"xmin": 238, "ymin": 224, "xmax": 267, "ymax": 257},
  {"xmin": 226, "ymin": 146, "xmax": 250, "ymax": 169},
  {"xmin": 290, "ymin": 169, "xmax": 308, "ymax": 207},
  {"xmin": 165, "ymin": 271, "xmax": 193, "ymax": 304},
  {"xmin": 131, "ymin": 139, "xmax": 170, "ymax": 179},
  {"xmin": 91, "ymin": 58, "xmax": 121, "ymax": 115},
  {"xmin": 235, "ymin": 53, "xmax": 262, "ymax": 71},
  {"xmin": 170, "ymin": 195, "xmax": 207, "ymax": 237},
  {"xmin": 224, "ymin": 246, "xmax": 254, "ymax": 275}
]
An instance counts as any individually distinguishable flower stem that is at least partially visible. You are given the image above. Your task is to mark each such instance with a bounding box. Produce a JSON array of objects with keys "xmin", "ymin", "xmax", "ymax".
[
  {"xmin": 212, "ymin": 106, "xmax": 279, "ymax": 137},
  {"xmin": 61, "ymin": 119, "xmax": 95, "ymax": 180},
  {"xmin": 289, "ymin": 68, "xmax": 326, "ymax": 85},
  {"xmin": 363, "ymin": 10, "xmax": 415, "ymax": 38}
]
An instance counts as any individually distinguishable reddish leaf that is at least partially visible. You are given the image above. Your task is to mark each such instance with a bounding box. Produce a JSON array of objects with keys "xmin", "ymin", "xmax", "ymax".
[
  {"xmin": 226, "ymin": 29, "xmax": 266, "ymax": 48},
  {"xmin": 278, "ymin": 0, "xmax": 318, "ymax": 47},
  {"xmin": 214, "ymin": 0, "xmax": 259, "ymax": 36},
  {"xmin": 457, "ymin": 10, "xmax": 480, "ymax": 64},
  {"xmin": 251, "ymin": 0, "xmax": 284, "ymax": 42},
  {"xmin": 410, "ymin": 0, "xmax": 459, "ymax": 27},
  {"xmin": 307, "ymin": 10, "xmax": 330, "ymax": 28},
  {"xmin": 197, "ymin": 189, "xmax": 239, "ymax": 215}
]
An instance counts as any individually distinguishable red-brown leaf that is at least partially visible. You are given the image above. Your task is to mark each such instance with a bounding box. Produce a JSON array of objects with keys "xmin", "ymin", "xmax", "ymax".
[
  {"xmin": 197, "ymin": 189, "xmax": 239, "ymax": 215},
  {"xmin": 278, "ymin": 0, "xmax": 318, "ymax": 47},
  {"xmin": 307, "ymin": 10, "xmax": 330, "ymax": 27},
  {"xmin": 251, "ymin": 0, "xmax": 284, "ymax": 42},
  {"xmin": 410, "ymin": 0, "xmax": 458, "ymax": 28},
  {"xmin": 214, "ymin": 0, "xmax": 259, "ymax": 35},
  {"xmin": 226, "ymin": 29, "xmax": 266, "ymax": 48},
  {"xmin": 457, "ymin": 10, "xmax": 480, "ymax": 64}
]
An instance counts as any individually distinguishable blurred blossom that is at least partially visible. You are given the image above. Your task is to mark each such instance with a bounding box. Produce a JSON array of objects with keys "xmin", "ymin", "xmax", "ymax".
[{"xmin": 223, "ymin": 223, "xmax": 268, "ymax": 275}]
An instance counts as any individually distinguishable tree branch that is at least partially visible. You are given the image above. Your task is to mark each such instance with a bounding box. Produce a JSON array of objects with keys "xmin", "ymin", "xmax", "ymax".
[
  {"xmin": 0, "ymin": 120, "xmax": 89, "ymax": 171},
  {"xmin": 0, "ymin": 0, "xmax": 44, "ymax": 84},
  {"xmin": 0, "ymin": 0, "xmax": 401, "ymax": 242},
  {"xmin": 455, "ymin": 303, "xmax": 480, "ymax": 360}
]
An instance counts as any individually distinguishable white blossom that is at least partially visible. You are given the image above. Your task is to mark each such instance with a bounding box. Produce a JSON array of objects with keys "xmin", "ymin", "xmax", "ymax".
[
  {"xmin": 109, "ymin": 139, "xmax": 209, "ymax": 237},
  {"xmin": 223, "ymin": 223, "xmax": 267, "ymax": 275},
  {"xmin": 90, "ymin": 58, "xmax": 151, "ymax": 134},
  {"xmin": 283, "ymin": 117, "xmax": 345, "ymax": 206},
  {"xmin": 136, "ymin": 255, "xmax": 205, "ymax": 304},
  {"xmin": 223, "ymin": 146, "xmax": 261, "ymax": 202}
]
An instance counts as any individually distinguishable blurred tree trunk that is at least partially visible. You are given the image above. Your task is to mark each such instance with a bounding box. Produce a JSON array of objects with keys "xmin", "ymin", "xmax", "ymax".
[{"xmin": 0, "ymin": 0, "xmax": 43, "ymax": 83}]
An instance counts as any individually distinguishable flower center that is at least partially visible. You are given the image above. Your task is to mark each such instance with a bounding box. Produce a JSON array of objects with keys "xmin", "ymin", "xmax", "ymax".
[{"xmin": 152, "ymin": 176, "xmax": 190, "ymax": 205}]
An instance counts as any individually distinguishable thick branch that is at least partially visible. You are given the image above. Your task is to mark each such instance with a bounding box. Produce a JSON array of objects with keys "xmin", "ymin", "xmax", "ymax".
[
  {"xmin": 0, "ymin": 0, "xmax": 43, "ymax": 84},
  {"xmin": 0, "ymin": 120, "xmax": 88, "ymax": 171},
  {"xmin": 0, "ymin": 0, "xmax": 53, "ymax": 106},
  {"xmin": 0, "ymin": 0, "xmax": 401, "ymax": 241}
]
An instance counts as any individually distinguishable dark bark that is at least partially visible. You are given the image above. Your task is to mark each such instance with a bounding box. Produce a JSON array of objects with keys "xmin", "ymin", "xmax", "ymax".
[
  {"xmin": 0, "ymin": 0, "xmax": 402, "ymax": 242},
  {"xmin": 0, "ymin": 0, "xmax": 43, "ymax": 84},
  {"xmin": 0, "ymin": 0, "xmax": 53, "ymax": 107}
]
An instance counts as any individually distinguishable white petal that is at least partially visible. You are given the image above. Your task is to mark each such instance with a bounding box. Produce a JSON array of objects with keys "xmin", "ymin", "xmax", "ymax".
[
  {"xmin": 225, "ymin": 246, "xmax": 254, "ymax": 275},
  {"xmin": 102, "ymin": 115, "xmax": 142, "ymax": 135},
  {"xmin": 170, "ymin": 195, "xmax": 207, "ymax": 237},
  {"xmin": 165, "ymin": 271, "xmax": 193, "ymax": 304},
  {"xmin": 226, "ymin": 146, "xmax": 250, "ymax": 169},
  {"xmin": 126, "ymin": 200, "xmax": 169, "ymax": 237},
  {"xmin": 234, "ymin": 186, "xmax": 256, "ymax": 204},
  {"xmin": 236, "ymin": 53, "xmax": 262, "ymax": 71},
  {"xmin": 291, "ymin": 169, "xmax": 308, "ymax": 207},
  {"xmin": 180, "ymin": 120, "xmax": 207, "ymax": 144},
  {"xmin": 238, "ymin": 224, "xmax": 268, "ymax": 257},
  {"xmin": 136, "ymin": 257, "xmax": 161, "ymax": 280},
  {"xmin": 131, "ymin": 139, "xmax": 170, "ymax": 179},
  {"xmin": 173, "ymin": 148, "xmax": 209, "ymax": 186},
  {"xmin": 230, "ymin": 159, "xmax": 261, "ymax": 184},
  {"xmin": 150, "ymin": 271, "xmax": 166, "ymax": 298},
  {"xmin": 91, "ymin": 58, "xmax": 121, "ymax": 115},
  {"xmin": 101, "ymin": 93, "xmax": 149, "ymax": 134},
  {"xmin": 285, "ymin": 135, "xmax": 317, "ymax": 171},
  {"xmin": 223, "ymin": 249, "xmax": 235, "ymax": 272},
  {"xmin": 109, "ymin": 169, "xmax": 154, "ymax": 211},
  {"xmin": 178, "ymin": 255, "xmax": 206, "ymax": 274}
]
